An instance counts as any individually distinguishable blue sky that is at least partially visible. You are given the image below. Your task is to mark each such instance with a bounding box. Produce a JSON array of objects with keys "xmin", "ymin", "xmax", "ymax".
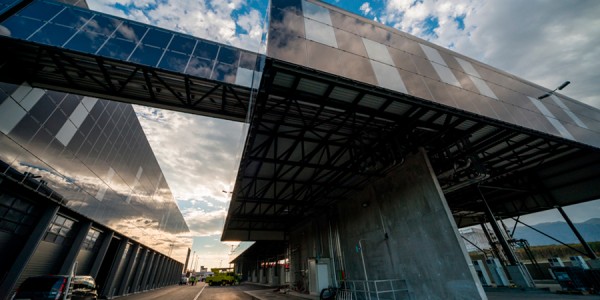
[{"xmin": 86, "ymin": 0, "xmax": 600, "ymax": 268}]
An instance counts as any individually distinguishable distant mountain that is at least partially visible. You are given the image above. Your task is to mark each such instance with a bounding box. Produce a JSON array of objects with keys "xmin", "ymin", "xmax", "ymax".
[{"xmin": 512, "ymin": 218, "xmax": 600, "ymax": 246}]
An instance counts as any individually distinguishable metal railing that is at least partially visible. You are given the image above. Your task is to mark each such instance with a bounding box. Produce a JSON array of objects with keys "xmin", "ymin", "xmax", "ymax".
[{"xmin": 342, "ymin": 279, "xmax": 411, "ymax": 300}]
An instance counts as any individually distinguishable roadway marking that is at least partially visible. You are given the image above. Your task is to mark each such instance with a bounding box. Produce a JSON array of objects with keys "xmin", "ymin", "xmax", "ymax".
[{"xmin": 193, "ymin": 285, "xmax": 206, "ymax": 300}]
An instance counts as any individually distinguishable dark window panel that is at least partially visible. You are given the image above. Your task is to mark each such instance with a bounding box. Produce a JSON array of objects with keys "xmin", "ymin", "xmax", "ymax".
[
  {"xmin": 337, "ymin": 51, "xmax": 377, "ymax": 86},
  {"xmin": 412, "ymin": 55, "xmax": 440, "ymax": 82},
  {"xmin": 267, "ymin": 30, "xmax": 307, "ymax": 66},
  {"xmin": 398, "ymin": 69, "xmax": 433, "ymax": 101},
  {"xmin": 334, "ymin": 28, "xmax": 368, "ymax": 57},
  {"xmin": 217, "ymin": 47, "xmax": 240, "ymax": 66},
  {"xmin": 29, "ymin": 23, "xmax": 77, "ymax": 46},
  {"xmin": 29, "ymin": 127, "xmax": 54, "ymax": 152},
  {"xmin": 66, "ymin": 30, "xmax": 107, "ymax": 54},
  {"xmin": 193, "ymin": 40, "xmax": 219, "ymax": 60},
  {"xmin": 446, "ymin": 85, "xmax": 481, "ymax": 115},
  {"xmin": 239, "ymin": 51, "xmax": 258, "ymax": 69},
  {"xmin": 423, "ymin": 78, "xmax": 458, "ymax": 108},
  {"xmin": 29, "ymin": 96, "xmax": 56, "ymax": 124},
  {"xmin": 0, "ymin": 82, "xmax": 18, "ymax": 96},
  {"xmin": 388, "ymin": 47, "xmax": 417, "ymax": 73},
  {"xmin": 67, "ymin": 131, "xmax": 85, "ymax": 153},
  {"xmin": 97, "ymin": 38, "xmax": 135, "ymax": 60},
  {"xmin": 128, "ymin": 44, "xmax": 163, "ymax": 67},
  {"xmin": 142, "ymin": 28, "xmax": 172, "ymax": 48},
  {"xmin": 1, "ymin": 15, "xmax": 45, "ymax": 39},
  {"xmin": 169, "ymin": 34, "xmax": 196, "ymax": 54},
  {"xmin": 11, "ymin": 114, "xmax": 41, "ymax": 144},
  {"xmin": 387, "ymin": 33, "xmax": 424, "ymax": 57},
  {"xmin": 58, "ymin": 94, "xmax": 80, "ymax": 116},
  {"xmin": 211, "ymin": 63, "xmax": 237, "ymax": 83},
  {"xmin": 114, "ymin": 21, "xmax": 147, "ymax": 42},
  {"xmin": 158, "ymin": 50, "xmax": 190, "ymax": 73},
  {"xmin": 84, "ymin": 14, "xmax": 121, "ymax": 36},
  {"xmin": 269, "ymin": 7, "xmax": 304, "ymax": 36},
  {"xmin": 306, "ymin": 41, "xmax": 342, "ymax": 75},
  {"xmin": 271, "ymin": 0, "xmax": 302, "ymax": 13},
  {"xmin": 186, "ymin": 57, "xmax": 214, "ymax": 78},
  {"xmin": 17, "ymin": 1, "xmax": 62, "ymax": 20},
  {"xmin": 52, "ymin": 7, "xmax": 92, "ymax": 28},
  {"xmin": 43, "ymin": 108, "xmax": 68, "ymax": 136}
]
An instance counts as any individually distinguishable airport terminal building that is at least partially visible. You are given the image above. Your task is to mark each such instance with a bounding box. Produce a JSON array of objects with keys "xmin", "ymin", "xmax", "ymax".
[
  {"xmin": 0, "ymin": 1, "xmax": 190, "ymax": 298},
  {"xmin": 1, "ymin": 0, "xmax": 599, "ymax": 299}
]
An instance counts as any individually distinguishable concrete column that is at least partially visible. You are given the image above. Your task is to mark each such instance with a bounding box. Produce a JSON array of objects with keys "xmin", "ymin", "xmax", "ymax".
[
  {"xmin": 149, "ymin": 255, "xmax": 164, "ymax": 288},
  {"xmin": 118, "ymin": 243, "xmax": 140, "ymax": 295},
  {"xmin": 557, "ymin": 206, "xmax": 597, "ymax": 259},
  {"xmin": 90, "ymin": 231, "xmax": 115, "ymax": 278},
  {"xmin": 131, "ymin": 248, "xmax": 148, "ymax": 293},
  {"xmin": 335, "ymin": 149, "xmax": 486, "ymax": 299},
  {"xmin": 158, "ymin": 258, "xmax": 170, "ymax": 286},
  {"xmin": 59, "ymin": 221, "xmax": 92, "ymax": 275},
  {"xmin": 140, "ymin": 252, "xmax": 156, "ymax": 291},
  {"xmin": 0, "ymin": 204, "xmax": 59, "ymax": 299},
  {"xmin": 102, "ymin": 237, "xmax": 129, "ymax": 297}
]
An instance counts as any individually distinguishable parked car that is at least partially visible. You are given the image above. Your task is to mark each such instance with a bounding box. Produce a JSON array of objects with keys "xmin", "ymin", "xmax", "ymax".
[{"xmin": 12, "ymin": 275, "xmax": 98, "ymax": 300}]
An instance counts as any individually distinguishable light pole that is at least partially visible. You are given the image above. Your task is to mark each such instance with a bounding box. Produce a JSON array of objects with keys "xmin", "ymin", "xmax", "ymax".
[{"xmin": 537, "ymin": 81, "xmax": 570, "ymax": 99}]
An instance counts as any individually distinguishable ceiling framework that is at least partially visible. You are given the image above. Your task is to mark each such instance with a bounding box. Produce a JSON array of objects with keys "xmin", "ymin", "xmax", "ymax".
[{"xmin": 222, "ymin": 60, "xmax": 600, "ymax": 240}]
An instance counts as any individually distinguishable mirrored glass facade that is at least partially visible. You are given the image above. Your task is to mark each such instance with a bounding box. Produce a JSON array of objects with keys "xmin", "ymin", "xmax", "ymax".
[
  {"xmin": 268, "ymin": 0, "xmax": 600, "ymax": 148},
  {"xmin": 0, "ymin": 81, "xmax": 190, "ymax": 263},
  {"xmin": 0, "ymin": 0, "xmax": 263, "ymax": 89}
]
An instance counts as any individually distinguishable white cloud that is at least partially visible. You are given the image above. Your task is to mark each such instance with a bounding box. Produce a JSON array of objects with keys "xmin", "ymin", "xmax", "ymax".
[{"xmin": 360, "ymin": 2, "xmax": 372, "ymax": 15}]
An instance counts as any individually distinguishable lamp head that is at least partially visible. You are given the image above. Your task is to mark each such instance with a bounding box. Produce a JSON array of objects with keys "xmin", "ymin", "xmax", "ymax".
[{"xmin": 558, "ymin": 81, "xmax": 571, "ymax": 90}]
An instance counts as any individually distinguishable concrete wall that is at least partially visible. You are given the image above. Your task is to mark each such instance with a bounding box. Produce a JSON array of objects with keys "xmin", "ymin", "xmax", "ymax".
[{"xmin": 335, "ymin": 149, "xmax": 486, "ymax": 299}]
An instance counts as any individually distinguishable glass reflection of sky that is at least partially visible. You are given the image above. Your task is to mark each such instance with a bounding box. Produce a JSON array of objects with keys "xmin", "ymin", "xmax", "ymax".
[
  {"xmin": 267, "ymin": 0, "xmax": 600, "ymax": 148},
  {"xmin": 0, "ymin": 0, "xmax": 264, "ymax": 90},
  {"xmin": 0, "ymin": 81, "xmax": 191, "ymax": 262}
]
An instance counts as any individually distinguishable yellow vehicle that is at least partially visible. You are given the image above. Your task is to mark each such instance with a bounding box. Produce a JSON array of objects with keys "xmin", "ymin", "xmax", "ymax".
[{"xmin": 204, "ymin": 268, "xmax": 241, "ymax": 286}]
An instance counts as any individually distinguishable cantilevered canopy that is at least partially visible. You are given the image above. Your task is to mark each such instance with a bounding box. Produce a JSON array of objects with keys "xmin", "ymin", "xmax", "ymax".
[{"xmin": 221, "ymin": 60, "xmax": 600, "ymax": 241}]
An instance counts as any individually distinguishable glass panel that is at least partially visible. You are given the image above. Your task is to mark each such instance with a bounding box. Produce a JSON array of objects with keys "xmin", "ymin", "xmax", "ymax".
[
  {"xmin": 114, "ymin": 21, "xmax": 146, "ymax": 42},
  {"xmin": 398, "ymin": 70, "xmax": 432, "ymax": 101},
  {"xmin": 423, "ymin": 77, "xmax": 458, "ymax": 108},
  {"xmin": 239, "ymin": 51, "xmax": 258, "ymax": 69},
  {"xmin": 193, "ymin": 40, "xmax": 219, "ymax": 60},
  {"xmin": 1, "ymin": 15, "xmax": 44, "ymax": 39},
  {"xmin": 370, "ymin": 60, "xmax": 407, "ymax": 93},
  {"xmin": 97, "ymin": 37, "xmax": 135, "ymax": 60},
  {"xmin": 306, "ymin": 40, "xmax": 342, "ymax": 75},
  {"xmin": 30, "ymin": 23, "xmax": 76, "ymax": 46},
  {"xmin": 84, "ymin": 14, "xmax": 121, "ymax": 36},
  {"xmin": 267, "ymin": 30, "xmax": 307, "ymax": 66},
  {"xmin": 412, "ymin": 56, "xmax": 439, "ymax": 82},
  {"xmin": 53, "ymin": 7, "xmax": 92, "ymax": 28},
  {"xmin": 271, "ymin": 0, "xmax": 302, "ymax": 13},
  {"xmin": 301, "ymin": 0, "xmax": 333, "ymax": 25},
  {"xmin": 142, "ymin": 28, "xmax": 172, "ymax": 48},
  {"xmin": 17, "ymin": 1, "xmax": 63, "ymax": 20},
  {"xmin": 333, "ymin": 28, "xmax": 367, "ymax": 57},
  {"xmin": 362, "ymin": 37, "xmax": 394, "ymax": 65},
  {"xmin": 169, "ymin": 34, "xmax": 196, "ymax": 54},
  {"xmin": 387, "ymin": 47, "xmax": 417, "ymax": 73},
  {"xmin": 128, "ymin": 44, "xmax": 163, "ymax": 67},
  {"xmin": 211, "ymin": 63, "xmax": 236, "ymax": 83},
  {"xmin": 216, "ymin": 46, "xmax": 240, "ymax": 65},
  {"xmin": 66, "ymin": 31, "xmax": 107, "ymax": 54},
  {"xmin": 158, "ymin": 50, "xmax": 189, "ymax": 73},
  {"xmin": 185, "ymin": 57, "xmax": 214, "ymax": 78},
  {"xmin": 304, "ymin": 18, "xmax": 337, "ymax": 48},
  {"xmin": 337, "ymin": 51, "xmax": 377, "ymax": 86}
]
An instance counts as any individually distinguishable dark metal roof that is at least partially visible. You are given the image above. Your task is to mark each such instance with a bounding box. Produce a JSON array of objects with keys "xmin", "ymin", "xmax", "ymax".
[{"xmin": 221, "ymin": 60, "xmax": 600, "ymax": 240}]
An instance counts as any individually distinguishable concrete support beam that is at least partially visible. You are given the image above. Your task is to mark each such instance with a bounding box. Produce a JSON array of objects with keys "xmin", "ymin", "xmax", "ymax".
[
  {"xmin": 0, "ymin": 204, "xmax": 59, "ymax": 299},
  {"xmin": 90, "ymin": 231, "xmax": 114, "ymax": 278},
  {"xmin": 336, "ymin": 149, "xmax": 486, "ymax": 299},
  {"xmin": 118, "ymin": 243, "xmax": 140, "ymax": 295},
  {"xmin": 131, "ymin": 248, "xmax": 148, "ymax": 293},
  {"xmin": 103, "ymin": 237, "xmax": 129, "ymax": 298},
  {"xmin": 59, "ymin": 221, "xmax": 92, "ymax": 275}
]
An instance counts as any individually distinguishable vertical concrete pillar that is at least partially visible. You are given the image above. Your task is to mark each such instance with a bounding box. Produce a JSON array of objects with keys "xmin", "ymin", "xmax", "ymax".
[
  {"xmin": 337, "ymin": 149, "xmax": 486, "ymax": 299},
  {"xmin": 90, "ymin": 231, "xmax": 115, "ymax": 278},
  {"xmin": 59, "ymin": 221, "xmax": 92, "ymax": 275},
  {"xmin": 140, "ymin": 252, "xmax": 156, "ymax": 290},
  {"xmin": 149, "ymin": 255, "xmax": 164, "ymax": 288},
  {"xmin": 131, "ymin": 248, "xmax": 148, "ymax": 293},
  {"xmin": 102, "ymin": 238, "xmax": 129, "ymax": 297},
  {"xmin": 0, "ymin": 204, "xmax": 59, "ymax": 299},
  {"xmin": 118, "ymin": 243, "xmax": 140, "ymax": 295}
]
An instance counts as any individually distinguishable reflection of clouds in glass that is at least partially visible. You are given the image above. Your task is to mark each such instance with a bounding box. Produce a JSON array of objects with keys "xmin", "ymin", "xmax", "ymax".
[
  {"xmin": 0, "ymin": 25, "xmax": 10, "ymax": 36},
  {"xmin": 117, "ymin": 23, "xmax": 140, "ymax": 42},
  {"xmin": 108, "ymin": 216, "xmax": 192, "ymax": 263}
]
